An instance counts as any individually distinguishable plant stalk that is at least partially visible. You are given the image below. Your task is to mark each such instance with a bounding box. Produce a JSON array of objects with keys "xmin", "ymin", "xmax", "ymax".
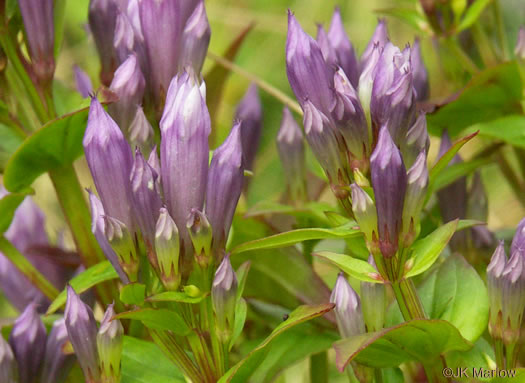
[{"xmin": 310, "ymin": 351, "xmax": 328, "ymax": 383}]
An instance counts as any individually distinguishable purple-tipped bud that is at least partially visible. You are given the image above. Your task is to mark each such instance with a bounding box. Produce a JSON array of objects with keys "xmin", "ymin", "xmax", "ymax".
[
  {"xmin": 358, "ymin": 42, "xmax": 381, "ymax": 125},
  {"xmin": 511, "ymin": 218, "xmax": 525, "ymax": 256},
  {"xmin": 212, "ymin": 254, "xmax": 238, "ymax": 338},
  {"xmin": 113, "ymin": 12, "xmax": 136, "ymax": 65},
  {"xmin": 109, "ymin": 55, "xmax": 146, "ymax": 133},
  {"xmin": 88, "ymin": 190, "xmax": 129, "ymax": 283},
  {"xmin": 186, "ymin": 209, "xmax": 212, "ymax": 267},
  {"xmin": 0, "ymin": 336, "xmax": 17, "ymax": 383},
  {"xmin": 84, "ymin": 97, "xmax": 134, "ymax": 229},
  {"xmin": 360, "ymin": 256, "xmax": 386, "ymax": 332},
  {"xmin": 97, "ymin": 304, "xmax": 124, "ymax": 382},
  {"xmin": 286, "ymin": 11, "xmax": 334, "ymax": 113},
  {"xmin": 206, "ymin": 122, "xmax": 244, "ymax": 254},
  {"xmin": 155, "ymin": 207, "xmax": 181, "ymax": 290},
  {"xmin": 9, "ymin": 303, "xmax": 46, "ymax": 383},
  {"xmin": 351, "ymin": 184, "xmax": 378, "ymax": 249},
  {"xmin": 370, "ymin": 126, "xmax": 407, "ymax": 258},
  {"xmin": 411, "ymin": 38, "xmax": 429, "ymax": 101},
  {"xmin": 104, "ymin": 216, "xmax": 139, "ymax": 281},
  {"xmin": 129, "ymin": 106, "xmax": 154, "ymax": 152},
  {"xmin": 18, "ymin": 0, "xmax": 55, "ymax": 82},
  {"xmin": 41, "ymin": 319, "xmax": 74, "ymax": 383},
  {"xmin": 179, "ymin": 1, "xmax": 211, "ymax": 73},
  {"xmin": 330, "ymin": 273, "xmax": 365, "ymax": 338},
  {"xmin": 74, "ymin": 65, "xmax": 93, "ymax": 98},
  {"xmin": 277, "ymin": 107, "xmax": 306, "ymax": 202},
  {"xmin": 130, "ymin": 148, "xmax": 162, "ymax": 246},
  {"xmin": 160, "ymin": 73, "xmax": 210, "ymax": 258},
  {"xmin": 332, "ymin": 68, "xmax": 369, "ymax": 167},
  {"xmin": 317, "ymin": 25, "xmax": 337, "ymax": 73},
  {"xmin": 360, "ymin": 19, "xmax": 388, "ymax": 68},
  {"xmin": 65, "ymin": 286, "xmax": 100, "ymax": 382},
  {"xmin": 401, "ymin": 113, "xmax": 429, "ymax": 168},
  {"xmin": 401, "ymin": 151, "xmax": 428, "ymax": 247},
  {"xmin": 515, "ymin": 26, "xmax": 525, "ymax": 60},
  {"xmin": 88, "ymin": 0, "xmax": 119, "ymax": 85},
  {"xmin": 235, "ymin": 85, "xmax": 262, "ymax": 171}
]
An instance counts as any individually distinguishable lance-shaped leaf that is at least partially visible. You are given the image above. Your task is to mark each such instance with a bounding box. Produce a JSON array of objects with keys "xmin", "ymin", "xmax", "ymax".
[
  {"xmin": 0, "ymin": 191, "xmax": 30, "ymax": 233},
  {"xmin": 114, "ymin": 308, "xmax": 190, "ymax": 336},
  {"xmin": 314, "ymin": 252, "xmax": 380, "ymax": 283}
]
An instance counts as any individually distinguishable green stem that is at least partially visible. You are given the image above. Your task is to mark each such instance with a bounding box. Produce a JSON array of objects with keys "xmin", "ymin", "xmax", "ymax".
[
  {"xmin": 374, "ymin": 368, "xmax": 383, "ymax": 383},
  {"xmin": 492, "ymin": 0, "xmax": 509, "ymax": 60},
  {"xmin": 345, "ymin": 366, "xmax": 360, "ymax": 383},
  {"xmin": 310, "ymin": 351, "xmax": 328, "ymax": 383},
  {"xmin": 494, "ymin": 339, "xmax": 505, "ymax": 369},
  {"xmin": 391, "ymin": 278, "xmax": 426, "ymax": 320},
  {"xmin": 444, "ymin": 38, "xmax": 479, "ymax": 74},
  {"xmin": 470, "ymin": 22, "xmax": 497, "ymax": 67},
  {"xmin": 0, "ymin": 235, "xmax": 59, "ymax": 300},
  {"xmin": 505, "ymin": 342, "xmax": 518, "ymax": 369}
]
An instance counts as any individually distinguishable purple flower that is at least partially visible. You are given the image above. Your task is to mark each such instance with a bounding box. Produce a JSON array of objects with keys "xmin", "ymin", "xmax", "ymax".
[
  {"xmin": 360, "ymin": 19, "xmax": 388, "ymax": 70},
  {"xmin": 411, "ymin": 38, "xmax": 429, "ymax": 101},
  {"xmin": 235, "ymin": 84, "xmax": 262, "ymax": 171},
  {"xmin": 179, "ymin": 0, "xmax": 211, "ymax": 73},
  {"xmin": 351, "ymin": 183, "xmax": 378, "ymax": 250},
  {"xmin": 0, "ymin": 336, "xmax": 16, "ymax": 383},
  {"xmin": 104, "ymin": 215, "xmax": 139, "ymax": 281},
  {"xmin": 206, "ymin": 122, "xmax": 244, "ymax": 254},
  {"xmin": 129, "ymin": 106, "xmax": 154, "ymax": 152},
  {"xmin": 155, "ymin": 207, "xmax": 181, "ymax": 290},
  {"xmin": 400, "ymin": 113, "xmax": 429, "ymax": 168},
  {"xmin": 330, "ymin": 273, "xmax": 365, "ymax": 338},
  {"xmin": 9, "ymin": 303, "xmax": 46, "ymax": 383},
  {"xmin": 73, "ymin": 65, "xmax": 93, "ymax": 99},
  {"xmin": 212, "ymin": 254, "xmax": 238, "ymax": 336},
  {"xmin": 41, "ymin": 319, "xmax": 74, "ymax": 383},
  {"xmin": 370, "ymin": 126, "xmax": 407, "ymax": 258},
  {"xmin": 186, "ymin": 209, "xmax": 212, "ymax": 268},
  {"xmin": 113, "ymin": 12, "xmax": 136, "ymax": 65}
]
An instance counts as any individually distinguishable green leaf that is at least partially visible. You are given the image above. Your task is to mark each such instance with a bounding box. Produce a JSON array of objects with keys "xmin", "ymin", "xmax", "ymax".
[
  {"xmin": 405, "ymin": 219, "xmax": 458, "ymax": 278},
  {"xmin": 229, "ymin": 297, "xmax": 247, "ymax": 350},
  {"xmin": 0, "ymin": 123, "xmax": 24, "ymax": 172},
  {"xmin": 235, "ymin": 261, "xmax": 251, "ymax": 303},
  {"xmin": 47, "ymin": 261, "xmax": 118, "ymax": 314},
  {"xmin": 446, "ymin": 337, "xmax": 494, "ymax": 382},
  {"xmin": 375, "ymin": 7, "xmax": 431, "ymax": 33},
  {"xmin": 231, "ymin": 222, "xmax": 360, "ymax": 254},
  {"xmin": 120, "ymin": 283, "xmax": 146, "ymax": 306},
  {"xmin": 121, "ymin": 336, "xmax": 185, "ymax": 383},
  {"xmin": 470, "ymin": 115, "xmax": 525, "ymax": 149},
  {"xmin": 314, "ymin": 251, "xmax": 380, "ymax": 283},
  {"xmin": 490, "ymin": 368, "xmax": 525, "ymax": 382},
  {"xmin": 432, "ymin": 157, "xmax": 492, "ymax": 192},
  {"xmin": 115, "ymin": 308, "xmax": 190, "ymax": 336},
  {"xmin": 427, "ymin": 62, "xmax": 523, "ymax": 137},
  {"xmin": 334, "ymin": 319, "xmax": 472, "ymax": 371},
  {"xmin": 457, "ymin": 0, "xmax": 491, "ymax": 32},
  {"xmin": 0, "ymin": 191, "xmax": 29, "ymax": 233},
  {"xmin": 219, "ymin": 303, "xmax": 335, "ymax": 383},
  {"xmin": 146, "ymin": 291, "xmax": 205, "ymax": 304},
  {"xmin": 244, "ymin": 201, "xmax": 334, "ymax": 226},
  {"xmin": 53, "ymin": 0, "xmax": 67, "ymax": 58},
  {"xmin": 3, "ymin": 108, "xmax": 89, "ymax": 192}
]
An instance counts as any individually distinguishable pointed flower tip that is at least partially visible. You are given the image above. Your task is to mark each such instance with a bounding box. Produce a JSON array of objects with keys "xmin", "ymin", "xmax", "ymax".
[
  {"xmin": 488, "ymin": 240, "xmax": 507, "ymax": 277},
  {"xmin": 371, "ymin": 126, "xmax": 399, "ymax": 169},
  {"xmin": 277, "ymin": 107, "xmax": 302, "ymax": 144},
  {"xmin": 213, "ymin": 254, "xmax": 237, "ymax": 289},
  {"xmin": 407, "ymin": 151, "xmax": 428, "ymax": 186},
  {"xmin": 156, "ymin": 206, "xmax": 178, "ymax": 240}
]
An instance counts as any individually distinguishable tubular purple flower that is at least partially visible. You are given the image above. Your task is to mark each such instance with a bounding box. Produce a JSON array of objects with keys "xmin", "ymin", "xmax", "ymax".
[
  {"xmin": 88, "ymin": 190, "xmax": 129, "ymax": 283},
  {"xmin": 235, "ymin": 84, "xmax": 262, "ymax": 171},
  {"xmin": 41, "ymin": 319, "xmax": 74, "ymax": 383},
  {"xmin": 401, "ymin": 113, "xmax": 429, "ymax": 168},
  {"xmin": 501, "ymin": 249, "xmax": 525, "ymax": 345},
  {"xmin": 515, "ymin": 26, "xmax": 525, "ymax": 60},
  {"xmin": 212, "ymin": 254, "xmax": 238, "ymax": 337},
  {"xmin": 18, "ymin": 0, "xmax": 55, "ymax": 82},
  {"xmin": 130, "ymin": 148, "xmax": 162, "ymax": 246},
  {"xmin": 316, "ymin": 25, "xmax": 337, "ymax": 73},
  {"xmin": 73, "ymin": 65, "xmax": 93, "ymax": 98},
  {"xmin": 286, "ymin": 11, "xmax": 334, "ymax": 113},
  {"xmin": 155, "ymin": 207, "xmax": 181, "ymax": 290},
  {"xmin": 277, "ymin": 107, "xmax": 306, "ymax": 202},
  {"xmin": 0, "ymin": 336, "xmax": 17, "ymax": 383},
  {"xmin": 160, "ymin": 72, "xmax": 210, "ymax": 259},
  {"xmin": 89, "ymin": 0, "xmax": 119, "ymax": 85},
  {"xmin": 84, "ymin": 97, "xmax": 134, "ymax": 229},
  {"xmin": 360, "ymin": 19, "xmax": 388, "ymax": 69},
  {"xmin": 104, "ymin": 216, "xmax": 139, "ymax": 281},
  {"xmin": 357, "ymin": 42, "xmax": 381, "ymax": 129},
  {"xmin": 179, "ymin": 0, "xmax": 211, "ymax": 73},
  {"xmin": 64, "ymin": 286, "xmax": 100, "ymax": 382},
  {"xmin": 97, "ymin": 304, "xmax": 124, "ymax": 382},
  {"xmin": 206, "ymin": 122, "xmax": 244, "ymax": 254},
  {"xmin": 351, "ymin": 183, "xmax": 378, "ymax": 250},
  {"xmin": 512, "ymin": 218, "xmax": 525, "ymax": 258},
  {"xmin": 109, "ymin": 54, "xmax": 146, "ymax": 134},
  {"xmin": 113, "ymin": 12, "xmax": 136, "ymax": 65},
  {"xmin": 330, "ymin": 273, "xmax": 365, "ymax": 338},
  {"xmin": 147, "ymin": 145, "xmax": 161, "ymax": 188},
  {"xmin": 411, "ymin": 38, "xmax": 429, "ymax": 101},
  {"xmin": 370, "ymin": 126, "xmax": 407, "ymax": 258},
  {"xmin": 9, "ymin": 303, "xmax": 46, "ymax": 383},
  {"xmin": 129, "ymin": 106, "xmax": 154, "ymax": 152}
]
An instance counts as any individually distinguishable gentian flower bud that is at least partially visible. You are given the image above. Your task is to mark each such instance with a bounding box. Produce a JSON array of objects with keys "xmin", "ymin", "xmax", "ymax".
[
  {"xmin": 351, "ymin": 183, "xmax": 378, "ymax": 252},
  {"xmin": 370, "ymin": 126, "xmax": 407, "ymax": 258},
  {"xmin": 97, "ymin": 304, "xmax": 124, "ymax": 383},
  {"xmin": 155, "ymin": 207, "xmax": 181, "ymax": 291},
  {"xmin": 360, "ymin": 19, "xmax": 388, "ymax": 70},
  {"xmin": 286, "ymin": 11, "xmax": 334, "ymax": 113},
  {"xmin": 160, "ymin": 73, "xmax": 210, "ymax": 258},
  {"xmin": 179, "ymin": 1, "xmax": 211, "ymax": 73},
  {"xmin": 511, "ymin": 218, "xmax": 525, "ymax": 256},
  {"xmin": 235, "ymin": 84, "xmax": 262, "ymax": 171},
  {"xmin": 401, "ymin": 151, "xmax": 428, "ymax": 247},
  {"xmin": 9, "ymin": 303, "xmax": 46, "ymax": 383},
  {"xmin": 18, "ymin": 0, "xmax": 55, "ymax": 83},
  {"xmin": 487, "ymin": 241, "xmax": 506, "ymax": 341},
  {"xmin": 65, "ymin": 286, "xmax": 100, "ymax": 382},
  {"xmin": 332, "ymin": 68, "xmax": 369, "ymax": 168},
  {"xmin": 411, "ymin": 38, "xmax": 429, "ymax": 101},
  {"xmin": 515, "ymin": 26, "xmax": 525, "ymax": 60},
  {"xmin": 129, "ymin": 106, "xmax": 154, "ymax": 152},
  {"xmin": 88, "ymin": 190, "xmax": 129, "ymax": 283},
  {"xmin": 89, "ymin": 0, "xmax": 119, "ymax": 85},
  {"xmin": 501, "ymin": 252, "xmax": 525, "ymax": 346},
  {"xmin": 130, "ymin": 148, "xmax": 162, "ymax": 246},
  {"xmin": 41, "ymin": 319, "xmax": 74, "ymax": 383},
  {"xmin": 84, "ymin": 97, "xmax": 134, "ymax": 230},
  {"xmin": 212, "ymin": 254, "xmax": 238, "ymax": 340},
  {"xmin": 104, "ymin": 216, "xmax": 139, "ymax": 281},
  {"xmin": 277, "ymin": 107, "xmax": 307, "ymax": 202},
  {"xmin": 401, "ymin": 113, "xmax": 429, "ymax": 168},
  {"xmin": 360, "ymin": 256, "xmax": 386, "ymax": 332},
  {"xmin": 206, "ymin": 122, "xmax": 244, "ymax": 254},
  {"xmin": 74, "ymin": 65, "xmax": 93, "ymax": 98},
  {"xmin": 109, "ymin": 54, "xmax": 146, "ymax": 134},
  {"xmin": 0, "ymin": 336, "xmax": 17, "ymax": 383},
  {"xmin": 113, "ymin": 12, "xmax": 136, "ymax": 65},
  {"xmin": 330, "ymin": 273, "xmax": 365, "ymax": 338},
  {"xmin": 358, "ymin": 42, "xmax": 381, "ymax": 129},
  {"xmin": 316, "ymin": 25, "xmax": 337, "ymax": 73},
  {"xmin": 187, "ymin": 209, "xmax": 212, "ymax": 268}
]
